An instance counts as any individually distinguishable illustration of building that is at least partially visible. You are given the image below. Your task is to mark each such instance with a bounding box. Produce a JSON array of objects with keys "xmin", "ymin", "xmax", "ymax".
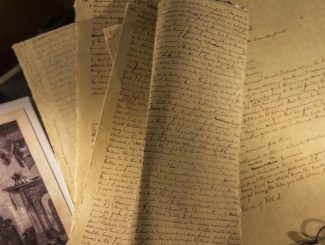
[{"xmin": 3, "ymin": 176, "xmax": 66, "ymax": 244}]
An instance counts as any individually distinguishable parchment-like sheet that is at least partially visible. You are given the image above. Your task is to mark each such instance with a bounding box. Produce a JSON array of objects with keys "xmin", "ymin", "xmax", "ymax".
[
  {"xmin": 103, "ymin": 24, "xmax": 122, "ymax": 61},
  {"xmin": 234, "ymin": 0, "xmax": 325, "ymax": 244},
  {"xmin": 13, "ymin": 24, "xmax": 76, "ymax": 197},
  {"xmin": 75, "ymin": 0, "xmax": 94, "ymax": 21},
  {"xmin": 74, "ymin": 0, "xmax": 154, "ymax": 208},
  {"xmin": 74, "ymin": 1, "xmax": 117, "ymax": 207},
  {"xmin": 136, "ymin": 0, "xmax": 248, "ymax": 243},
  {"xmin": 69, "ymin": 4, "xmax": 157, "ymax": 243},
  {"xmin": 70, "ymin": 0, "xmax": 249, "ymax": 243}
]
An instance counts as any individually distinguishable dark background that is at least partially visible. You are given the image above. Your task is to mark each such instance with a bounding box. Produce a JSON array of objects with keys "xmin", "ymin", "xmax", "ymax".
[
  {"xmin": 0, "ymin": 0, "xmax": 74, "ymax": 76},
  {"xmin": 0, "ymin": 0, "xmax": 75, "ymax": 102}
]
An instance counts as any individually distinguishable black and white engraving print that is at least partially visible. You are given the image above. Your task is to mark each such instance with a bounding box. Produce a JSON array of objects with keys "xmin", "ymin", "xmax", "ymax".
[{"xmin": 0, "ymin": 121, "xmax": 67, "ymax": 245}]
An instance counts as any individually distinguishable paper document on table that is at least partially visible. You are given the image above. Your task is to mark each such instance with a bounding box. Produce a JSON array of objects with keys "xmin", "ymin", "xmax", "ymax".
[
  {"xmin": 74, "ymin": 0, "xmax": 153, "ymax": 207},
  {"xmin": 70, "ymin": 0, "xmax": 249, "ymax": 243},
  {"xmin": 234, "ymin": 0, "xmax": 325, "ymax": 244},
  {"xmin": 69, "ymin": 3, "xmax": 156, "ymax": 243},
  {"xmin": 13, "ymin": 24, "xmax": 77, "ymax": 197}
]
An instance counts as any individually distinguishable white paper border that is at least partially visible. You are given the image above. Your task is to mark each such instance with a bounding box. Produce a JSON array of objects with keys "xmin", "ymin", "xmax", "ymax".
[{"xmin": 0, "ymin": 97, "xmax": 74, "ymax": 214}]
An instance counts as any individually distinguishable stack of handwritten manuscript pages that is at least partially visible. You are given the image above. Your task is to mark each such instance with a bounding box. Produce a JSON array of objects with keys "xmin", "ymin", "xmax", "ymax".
[{"xmin": 13, "ymin": 0, "xmax": 325, "ymax": 244}]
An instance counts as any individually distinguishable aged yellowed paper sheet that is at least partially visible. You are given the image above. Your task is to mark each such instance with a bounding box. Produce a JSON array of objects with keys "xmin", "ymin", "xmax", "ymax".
[
  {"xmin": 13, "ymin": 24, "xmax": 76, "ymax": 197},
  {"xmin": 234, "ymin": 0, "xmax": 325, "ymax": 244},
  {"xmin": 74, "ymin": 0, "xmax": 151, "ymax": 207},
  {"xmin": 70, "ymin": 3, "xmax": 157, "ymax": 244},
  {"xmin": 75, "ymin": 3, "xmax": 115, "ymax": 207},
  {"xmin": 75, "ymin": 0, "xmax": 94, "ymax": 21},
  {"xmin": 70, "ymin": 0, "xmax": 248, "ymax": 244},
  {"xmin": 136, "ymin": 0, "xmax": 248, "ymax": 243},
  {"xmin": 103, "ymin": 24, "xmax": 122, "ymax": 61}
]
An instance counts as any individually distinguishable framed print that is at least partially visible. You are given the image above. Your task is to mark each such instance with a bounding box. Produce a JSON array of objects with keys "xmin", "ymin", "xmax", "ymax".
[{"xmin": 0, "ymin": 97, "xmax": 73, "ymax": 244}]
